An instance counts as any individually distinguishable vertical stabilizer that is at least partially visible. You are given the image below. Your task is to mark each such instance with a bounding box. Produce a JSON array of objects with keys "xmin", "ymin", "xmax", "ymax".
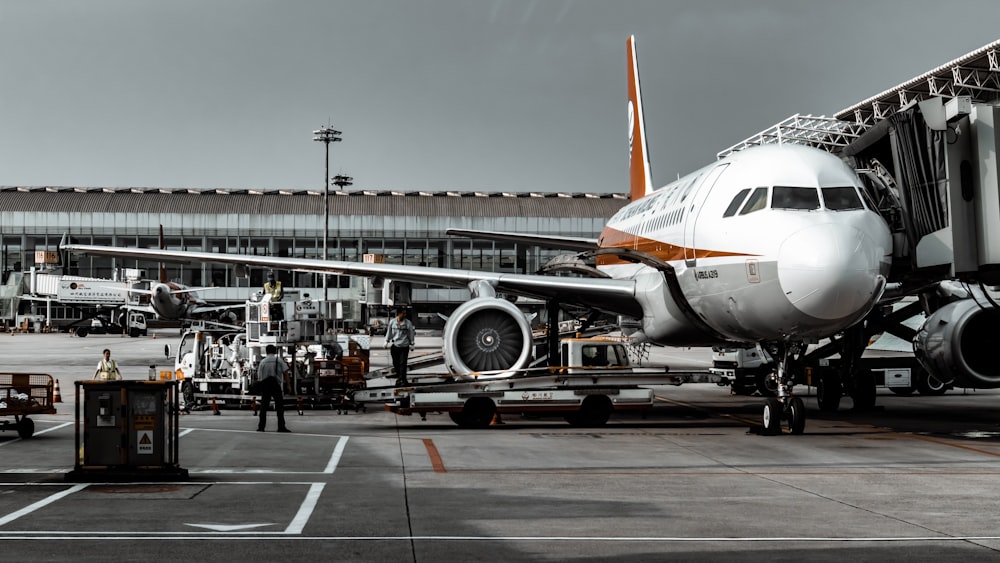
[{"xmin": 627, "ymin": 35, "xmax": 653, "ymax": 200}]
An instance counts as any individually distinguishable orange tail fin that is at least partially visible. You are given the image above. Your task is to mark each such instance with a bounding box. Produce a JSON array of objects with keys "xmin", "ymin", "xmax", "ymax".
[{"xmin": 627, "ymin": 35, "xmax": 653, "ymax": 201}]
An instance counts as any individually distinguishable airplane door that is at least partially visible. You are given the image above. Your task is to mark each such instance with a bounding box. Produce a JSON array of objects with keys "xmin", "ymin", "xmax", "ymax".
[{"xmin": 683, "ymin": 164, "xmax": 728, "ymax": 266}]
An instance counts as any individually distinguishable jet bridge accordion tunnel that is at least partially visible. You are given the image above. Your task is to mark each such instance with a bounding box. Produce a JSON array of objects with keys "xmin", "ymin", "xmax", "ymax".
[{"xmin": 66, "ymin": 380, "xmax": 188, "ymax": 482}]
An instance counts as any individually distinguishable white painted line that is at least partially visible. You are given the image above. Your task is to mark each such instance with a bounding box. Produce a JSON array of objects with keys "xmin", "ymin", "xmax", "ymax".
[
  {"xmin": 284, "ymin": 483, "xmax": 325, "ymax": 535},
  {"xmin": 0, "ymin": 484, "xmax": 88, "ymax": 527},
  {"xmin": 324, "ymin": 436, "xmax": 349, "ymax": 474},
  {"xmin": 30, "ymin": 422, "xmax": 72, "ymax": 437},
  {"xmin": 0, "ymin": 422, "xmax": 73, "ymax": 447},
  {"xmin": 0, "ymin": 534, "xmax": 998, "ymax": 542},
  {"xmin": 178, "ymin": 428, "xmax": 196, "ymax": 438}
]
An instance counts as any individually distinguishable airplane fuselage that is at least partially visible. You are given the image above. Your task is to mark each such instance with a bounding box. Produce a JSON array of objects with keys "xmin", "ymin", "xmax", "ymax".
[{"xmin": 598, "ymin": 144, "xmax": 892, "ymax": 345}]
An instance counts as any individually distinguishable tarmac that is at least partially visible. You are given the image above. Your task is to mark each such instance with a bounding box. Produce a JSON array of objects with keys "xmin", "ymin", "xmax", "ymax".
[{"xmin": 3, "ymin": 329, "xmax": 1000, "ymax": 561}]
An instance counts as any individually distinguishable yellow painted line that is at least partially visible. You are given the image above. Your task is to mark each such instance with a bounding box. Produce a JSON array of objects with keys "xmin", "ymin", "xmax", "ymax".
[{"xmin": 423, "ymin": 438, "xmax": 447, "ymax": 473}]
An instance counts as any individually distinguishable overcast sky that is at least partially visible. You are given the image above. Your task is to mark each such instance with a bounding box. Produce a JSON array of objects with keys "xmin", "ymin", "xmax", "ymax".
[{"xmin": 2, "ymin": 1, "xmax": 999, "ymax": 194}]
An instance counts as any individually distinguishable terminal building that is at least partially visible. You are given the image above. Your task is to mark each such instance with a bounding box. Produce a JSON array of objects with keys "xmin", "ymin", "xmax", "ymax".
[{"xmin": 0, "ymin": 188, "xmax": 627, "ymax": 327}]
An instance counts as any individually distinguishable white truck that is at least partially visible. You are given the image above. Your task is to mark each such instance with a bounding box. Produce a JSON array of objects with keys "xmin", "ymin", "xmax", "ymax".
[{"xmin": 355, "ymin": 336, "xmax": 723, "ymax": 428}]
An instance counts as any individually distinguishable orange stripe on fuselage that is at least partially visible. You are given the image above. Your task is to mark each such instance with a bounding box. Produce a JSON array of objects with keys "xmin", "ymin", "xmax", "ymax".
[{"xmin": 596, "ymin": 226, "xmax": 755, "ymax": 265}]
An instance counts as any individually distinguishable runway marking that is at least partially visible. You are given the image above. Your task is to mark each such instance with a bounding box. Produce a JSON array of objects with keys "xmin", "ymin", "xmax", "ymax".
[
  {"xmin": 654, "ymin": 395, "xmax": 760, "ymax": 427},
  {"xmin": 0, "ymin": 422, "xmax": 73, "ymax": 447},
  {"xmin": 284, "ymin": 483, "xmax": 324, "ymax": 534},
  {"xmin": 906, "ymin": 433, "xmax": 1000, "ymax": 458},
  {"xmin": 324, "ymin": 436, "xmax": 349, "ymax": 474},
  {"xmin": 0, "ymin": 484, "xmax": 87, "ymax": 527},
  {"xmin": 423, "ymin": 439, "xmax": 446, "ymax": 473},
  {"xmin": 2, "ymin": 533, "xmax": 1000, "ymax": 542}
]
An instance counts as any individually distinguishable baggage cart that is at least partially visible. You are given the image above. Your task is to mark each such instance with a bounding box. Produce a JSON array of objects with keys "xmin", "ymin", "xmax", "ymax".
[{"xmin": 0, "ymin": 372, "xmax": 56, "ymax": 439}]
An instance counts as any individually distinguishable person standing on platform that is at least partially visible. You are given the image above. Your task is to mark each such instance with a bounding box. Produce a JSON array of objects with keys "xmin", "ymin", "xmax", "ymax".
[
  {"xmin": 383, "ymin": 307, "xmax": 416, "ymax": 386},
  {"xmin": 263, "ymin": 271, "xmax": 284, "ymax": 320},
  {"xmin": 256, "ymin": 345, "xmax": 291, "ymax": 433}
]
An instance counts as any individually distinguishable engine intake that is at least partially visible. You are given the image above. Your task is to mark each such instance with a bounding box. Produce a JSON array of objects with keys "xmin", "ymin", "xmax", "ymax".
[
  {"xmin": 443, "ymin": 298, "xmax": 533, "ymax": 378},
  {"xmin": 914, "ymin": 299, "xmax": 1000, "ymax": 388}
]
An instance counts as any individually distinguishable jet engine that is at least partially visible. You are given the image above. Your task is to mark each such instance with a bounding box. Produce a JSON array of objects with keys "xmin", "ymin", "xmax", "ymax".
[
  {"xmin": 913, "ymin": 299, "xmax": 1000, "ymax": 388},
  {"xmin": 443, "ymin": 297, "xmax": 533, "ymax": 378}
]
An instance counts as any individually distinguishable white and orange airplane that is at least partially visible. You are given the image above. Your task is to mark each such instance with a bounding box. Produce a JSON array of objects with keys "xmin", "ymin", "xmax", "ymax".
[{"xmin": 64, "ymin": 36, "xmax": 893, "ymax": 434}]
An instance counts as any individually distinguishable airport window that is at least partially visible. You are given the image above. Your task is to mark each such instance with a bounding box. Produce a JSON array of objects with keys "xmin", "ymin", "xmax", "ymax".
[
  {"xmin": 821, "ymin": 186, "xmax": 864, "ymax": 211},
  {"xmin": 771, "ymin": 186, "xmax": 820, "ymax": 210},
  {"xmin": 723, "ymin": 188, "xmax": 751, "ymax": 218},
  {"xmin": 739, "ymin": 187, "xmax": 769, "ymax": 215}
]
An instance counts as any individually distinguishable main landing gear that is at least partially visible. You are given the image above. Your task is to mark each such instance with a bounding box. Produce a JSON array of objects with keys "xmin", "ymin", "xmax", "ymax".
[{"xmin": 760, "ymin": 344, "xmax": 806, "ymax": 435}]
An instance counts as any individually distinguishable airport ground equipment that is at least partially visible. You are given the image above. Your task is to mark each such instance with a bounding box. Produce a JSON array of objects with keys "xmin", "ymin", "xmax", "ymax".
[
  {"xmin": 66, "ymin": 380, "xmax": 187, "ymax": 482},
  {"xmin": 171, "ymin": 291, "xmax": 369, "ymax": 410},
  {"xmin": 711, "ymin": 344, "xmax": 938, "ymax": 403},
  {"xmin": 355, "ymin": 337, "xmax": 723, "ymax": 428},
  {"xmin": 0, "ymin": 372, "xmax": 56, "ymax": 439}
]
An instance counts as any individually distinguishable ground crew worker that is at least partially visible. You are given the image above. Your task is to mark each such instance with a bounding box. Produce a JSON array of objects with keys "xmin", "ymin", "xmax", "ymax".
[
  {"xmin": 264, "ymin": 271, "xmax": 283, "ymax": 320},
  {"xmin": 93, "ymin": 348, "xmax": 123, "ymax": 380},
  {"xmin": 256, "ymin": 344, "xmax": 291, "ymax": 433},
  {"xmin": 384, "ymin": 307, "xmax": 416, "ymax": 386}
]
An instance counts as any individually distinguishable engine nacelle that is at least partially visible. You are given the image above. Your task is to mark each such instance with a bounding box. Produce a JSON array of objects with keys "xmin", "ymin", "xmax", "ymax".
[
  {"xmin": 443, "ymin": 297, "xmax": 533, "ymax": 378},
  {"xmin": 914, "ymin": 299, "xmax": 1000, "ymax": 388}
]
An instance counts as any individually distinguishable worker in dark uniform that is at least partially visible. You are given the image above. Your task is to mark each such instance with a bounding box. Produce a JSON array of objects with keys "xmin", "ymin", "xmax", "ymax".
[
  {"xmin": 256, "ymin": 344, "xmax": 291, "ymax": 433},
  {"xmin": 383, "ymin": 307, "xmax": 416, "ymax": 386}
]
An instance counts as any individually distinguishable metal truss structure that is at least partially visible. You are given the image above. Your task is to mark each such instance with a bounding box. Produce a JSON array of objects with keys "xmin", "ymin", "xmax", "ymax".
[
  {"xmin": 836, "ymin": 39, "xmax": 1000, "ymax": 126},
  {"xmin": 719, "ymin": 39, "xmax": 1000, "ymax": 157},
  {"xmin": 717, "ymin": 114, "xmax": 868, "ymax": 159}
]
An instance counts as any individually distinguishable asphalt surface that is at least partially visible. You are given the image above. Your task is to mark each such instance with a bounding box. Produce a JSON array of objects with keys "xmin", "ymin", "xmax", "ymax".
[{"xmin": 3, "ymin": 330, "xmax": 1000, "ymax": 561}]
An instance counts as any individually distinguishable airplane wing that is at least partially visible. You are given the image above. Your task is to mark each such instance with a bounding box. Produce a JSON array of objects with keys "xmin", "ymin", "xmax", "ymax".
[
  {"xmin": 444, "ymin": 229, "xmax": 599, "ymax": 251},
  {"xmin": 62, "ymin": 244, "xmax": 642, "ymax": 317},
  {"xmin": 188, "ymin": 303, "xmax": 243, "ymax": 316}
]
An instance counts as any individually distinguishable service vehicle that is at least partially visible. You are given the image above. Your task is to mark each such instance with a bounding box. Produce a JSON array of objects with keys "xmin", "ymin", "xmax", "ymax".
[
  {"xmin": 171, "ymin": 291, "xmax": 369, "ymax": 410},
  {"xmin": 355, "ymin": 336, "xmax": 723, "ymax": 428}
]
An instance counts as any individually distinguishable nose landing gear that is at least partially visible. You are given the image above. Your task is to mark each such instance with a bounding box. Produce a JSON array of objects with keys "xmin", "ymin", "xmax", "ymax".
[{"xmin": 760, "ymin": 344, "xmax": 806, "ymax": 435}]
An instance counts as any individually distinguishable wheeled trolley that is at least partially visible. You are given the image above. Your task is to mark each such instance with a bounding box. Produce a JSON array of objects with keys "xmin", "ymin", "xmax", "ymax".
[{"xmin": 0, "ymin": 372, "xmax": 56, "ymax": 439}]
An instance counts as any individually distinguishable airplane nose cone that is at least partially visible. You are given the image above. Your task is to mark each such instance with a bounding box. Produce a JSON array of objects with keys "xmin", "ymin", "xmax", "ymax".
[{"xmin": 778, "ymin": 223, "xmax": 885, "ymax": 321}]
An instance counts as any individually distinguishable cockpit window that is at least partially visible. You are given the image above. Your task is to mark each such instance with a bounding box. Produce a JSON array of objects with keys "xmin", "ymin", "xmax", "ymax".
[
  {"xmin": 723, "ymin": 188, "xmax": 751, "ymax": 218},
  {"xmin": 822, "ymin": 186, "xmax": 864, "ymax": 211},
  {"xmin": 739, "ymin": 187, "xmax": 768, "ymax": 215},
  {"xmin": 771, "ymin": 186, "xmax": 820, "ymax": 210}
]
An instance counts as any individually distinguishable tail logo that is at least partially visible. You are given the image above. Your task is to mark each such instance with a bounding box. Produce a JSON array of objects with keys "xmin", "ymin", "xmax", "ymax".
[{"xmin": 628, "ymin": 100, "xmax": 635, "ymax": 162}]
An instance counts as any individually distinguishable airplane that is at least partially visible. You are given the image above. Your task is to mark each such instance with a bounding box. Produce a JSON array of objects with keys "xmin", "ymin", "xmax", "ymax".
[
  {"xmin": 124, "ymin": 278, "xmax": 237, "ymax": 323},
  {"xmin": 111, "ymin": 226, "xmax": 240, "ymax": 324},
  {"xmin": 62, "ymin": 36, "xmax": 893, "ymax": 434}
]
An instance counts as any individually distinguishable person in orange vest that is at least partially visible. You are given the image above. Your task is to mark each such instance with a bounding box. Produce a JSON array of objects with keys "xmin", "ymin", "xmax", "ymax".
[{"xmin": 93, "ymin": 349, "xmax": 123, "ymax": 380}]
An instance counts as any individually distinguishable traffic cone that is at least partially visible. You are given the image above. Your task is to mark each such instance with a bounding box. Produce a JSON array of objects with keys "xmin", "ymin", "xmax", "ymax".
[
  {"xmin": 53, "ymin": 379, "xmax": 63, "ymax": 403},
  {"xmin": 250, "ymin": 397, "xmax": 258, "ymax": 416},
  {"xmin": 211, "ymin": 396, "xmax": 220, "ymax": 416}
]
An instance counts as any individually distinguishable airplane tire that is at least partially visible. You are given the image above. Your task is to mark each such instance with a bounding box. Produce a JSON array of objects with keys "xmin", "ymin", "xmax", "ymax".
[
  {"xmin": 916, "ymin": 370, "xmax": 948, "ymax": 396},
  {"xmin": 787, "ymin": 397, "xmax": 806, "ymax": 435},
  {"xmin": 815, "ymin": 374, "xmax": 842, "ymax": 412},
  {"xmin": 762, "ymin": 397, "xmax": 782, "ymax": 436},
  {"xmin": 851, "ymin": 368, "xmax": 877, "ymax": 411},
  {"xmin": 755, "ymin": 370, "xmax": 777, "ymax": 397}
]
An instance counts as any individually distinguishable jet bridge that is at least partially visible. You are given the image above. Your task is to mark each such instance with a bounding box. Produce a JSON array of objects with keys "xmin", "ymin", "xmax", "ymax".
[{"xmin": 714, "ymin": 39, "xmax": 1000, "ymax": 408}]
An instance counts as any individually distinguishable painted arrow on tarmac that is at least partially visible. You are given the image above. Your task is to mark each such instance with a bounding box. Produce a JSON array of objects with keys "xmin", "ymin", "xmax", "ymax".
[{"xmin": 184, "ymin": 523, "xmax": 276, "ymax": 532}]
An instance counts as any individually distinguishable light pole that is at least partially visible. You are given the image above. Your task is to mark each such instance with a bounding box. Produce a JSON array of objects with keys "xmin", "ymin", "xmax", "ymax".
[{"xmin": 313, "ymin": 126, "xmax": 341, "ymax": 304}]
